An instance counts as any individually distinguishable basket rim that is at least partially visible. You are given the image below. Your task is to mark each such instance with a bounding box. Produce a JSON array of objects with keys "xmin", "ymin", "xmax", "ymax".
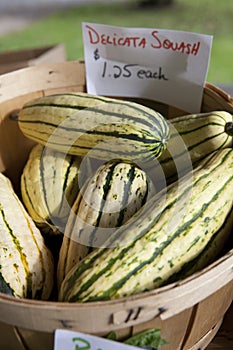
[
  {"xmin": 205, "ymin": 82, "xmax": 233, "ymax": 103},
  {"xmin": 0, "ymin": 246, "xmax": 232, "ymax": 316}
]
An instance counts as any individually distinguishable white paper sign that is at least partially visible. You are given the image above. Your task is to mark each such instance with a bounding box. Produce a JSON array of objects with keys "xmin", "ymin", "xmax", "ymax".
[
  {"xmin": 54, "ymin": 329, "xmax": 140, "ymax": 350},
  {"xmin": 82, "ymin": 22, "xmax": 213, "ymax": 113}
]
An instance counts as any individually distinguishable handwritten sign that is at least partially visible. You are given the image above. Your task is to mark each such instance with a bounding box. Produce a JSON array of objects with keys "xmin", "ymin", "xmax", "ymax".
[
  {"xmin": 54, "ymin": 329, "xmax": 140, "ymax": 350},
  {"xmin": 82, "ymin": 22, "xmax": 213, "ymax": 113}
]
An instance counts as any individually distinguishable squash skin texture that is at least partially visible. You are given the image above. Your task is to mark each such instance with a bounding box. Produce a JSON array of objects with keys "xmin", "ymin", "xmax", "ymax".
[
  {"xmin": 0, "ymin": 172, "xmax": 54, "ymax": 300},
  {"xmin": 59, "ymin": 148, "xmax": 233, "ymax": 302}
]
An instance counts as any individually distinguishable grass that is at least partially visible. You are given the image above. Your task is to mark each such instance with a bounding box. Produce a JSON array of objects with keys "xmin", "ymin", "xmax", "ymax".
[{"xmin": 0, "ymin": 0, "xmax": 232, "ymax": 83}]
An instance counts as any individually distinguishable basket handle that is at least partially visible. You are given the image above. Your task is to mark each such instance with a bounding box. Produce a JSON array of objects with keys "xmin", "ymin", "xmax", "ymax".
[
  {"xmin": 203, "ymin": 83, "xmax": 233, "ymax": 114},
  {"xmin": 205, "ymin": 82, "xmax": 233, "ymax": 102}
]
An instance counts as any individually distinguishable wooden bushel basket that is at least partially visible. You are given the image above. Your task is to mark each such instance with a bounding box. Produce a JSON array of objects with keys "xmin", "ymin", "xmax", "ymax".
[{"xmin": 0, "ymin": 61, "xmax": 233, "ymax": 350}]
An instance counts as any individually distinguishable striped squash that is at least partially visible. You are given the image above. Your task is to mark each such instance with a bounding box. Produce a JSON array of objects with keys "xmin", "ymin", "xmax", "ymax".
[
  {"xmin": 152, "ymin": 111, "xmax": 233, "ymax": 184},
  {"xmin": 165, "ymin": 205, "xmax": 233, "ymax": 284},
  {"xmin": 57, "ymin": 159, "xmax": 153, "ymax": 287},
  {"xmin": 0, "ymin": 172, "xmax": 54, "ymax": 299},
  {"xmin": 59, "ymin": 148, "xmax": 233, "ymax": 302},
  {"xmin": 17, "ymin": 92, "xmax": 169, "ymax": 163},
  {"xmin": 21, "ymin": 144, "xmax": 91, "ymax": 235}
]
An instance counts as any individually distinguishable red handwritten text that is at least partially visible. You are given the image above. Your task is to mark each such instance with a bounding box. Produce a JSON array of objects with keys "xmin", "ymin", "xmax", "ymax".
[
  {"xmin": 85, "ymin": 25, "xmax": 147, "ymax": 48},
  {"xmin": 151, "ymin": 30, "xmax": 200, "ymax": 55},
  {"xmin": 85, "ymin": 25, "xmax": 201, "ymax": 56}
]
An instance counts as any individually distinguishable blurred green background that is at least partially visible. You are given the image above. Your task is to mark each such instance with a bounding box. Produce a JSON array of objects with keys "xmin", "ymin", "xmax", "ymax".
[{"xmin": 0, "ymin": 0, "xmax": 232, "ymax": 83}]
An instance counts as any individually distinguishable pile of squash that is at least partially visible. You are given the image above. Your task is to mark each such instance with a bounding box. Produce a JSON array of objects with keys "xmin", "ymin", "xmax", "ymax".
[{"xmin": 0, "ymin": 92, "xmax": 233, "ymax": 303}]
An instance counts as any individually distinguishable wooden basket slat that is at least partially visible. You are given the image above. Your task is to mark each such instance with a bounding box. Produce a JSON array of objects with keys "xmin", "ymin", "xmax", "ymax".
[
  {"xmin": 0, "ymin": 61, "xmax": 86, "ymax": 103},
  {"xmin": 182, "ymin": 281, "xmax": 233, "ymax": 349}
]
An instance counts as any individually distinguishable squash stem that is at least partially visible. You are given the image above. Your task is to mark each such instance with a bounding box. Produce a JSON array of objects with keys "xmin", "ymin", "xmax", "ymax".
[{"xmin": 225, "ymin": 122, "xmax": 233, "ymax": 136}]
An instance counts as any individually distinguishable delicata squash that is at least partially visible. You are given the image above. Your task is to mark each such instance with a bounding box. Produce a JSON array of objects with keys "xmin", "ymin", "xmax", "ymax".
[
  {"xmin": 0, "ymin": 172, "xmax": 54, "ymax": 299},
  {"xmin": 59, "ymin": 148, "xmax": 233, "ymax": 302},
  {"xmin": 17, "ymin": 92, "xmax": 169, "ymax": 163}
]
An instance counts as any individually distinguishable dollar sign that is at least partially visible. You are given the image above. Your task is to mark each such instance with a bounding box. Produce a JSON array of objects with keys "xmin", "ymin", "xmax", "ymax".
[{"xmin": 94, "ymin": 48, "xmax": 100, "ymax": 60}]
